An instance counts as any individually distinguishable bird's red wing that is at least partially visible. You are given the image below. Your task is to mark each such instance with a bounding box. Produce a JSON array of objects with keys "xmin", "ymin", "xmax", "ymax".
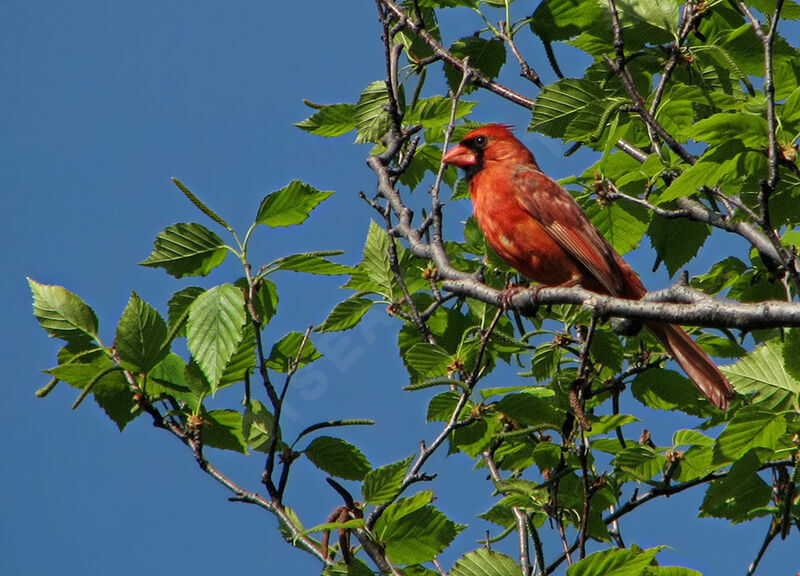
[{"xmin": 512, "ymin": 167, "xmax": 624, "ymax": 295}]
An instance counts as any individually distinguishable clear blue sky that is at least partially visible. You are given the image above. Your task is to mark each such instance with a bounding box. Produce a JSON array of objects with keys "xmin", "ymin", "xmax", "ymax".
[{"xmin": 3, "ymin": 2, "xmax": 796, "ymax": 574}]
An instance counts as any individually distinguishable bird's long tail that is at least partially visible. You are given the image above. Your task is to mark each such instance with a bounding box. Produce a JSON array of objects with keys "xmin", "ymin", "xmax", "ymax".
[{"xmin": 645, "ymin": 322, "xmax": 735, "ymax": 410}]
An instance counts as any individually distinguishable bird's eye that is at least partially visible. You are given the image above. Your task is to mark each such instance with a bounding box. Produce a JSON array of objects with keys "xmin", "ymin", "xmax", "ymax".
[{"xmin": 473, "ymin": 135, "xmax": 488, "ymax": 148}]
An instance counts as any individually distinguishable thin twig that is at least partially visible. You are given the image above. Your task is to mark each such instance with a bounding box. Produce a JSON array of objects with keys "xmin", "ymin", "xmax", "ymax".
[{"xmin": 484, "ymin": 448, "xmax": 533, "ymax": 576}]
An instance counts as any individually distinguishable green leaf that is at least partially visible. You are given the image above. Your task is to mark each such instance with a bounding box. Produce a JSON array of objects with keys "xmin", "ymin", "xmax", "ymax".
[
  {"xmin": 354, "ymin": 80, "xmax": 393, "ymax": 144},
  {"xmin": 203, "ymin": 409, "xmax": 247, "ymax": 453},
  {"xmin": 631, "ymin": 368, "xmax": 708, "ymax": 416},
  {"xmin": 147, "ymin": 353, "xmax": 192, "ymax": 399},
  {"xmin": 139, "ymin": 222, "xmax": 228, "ymax": 278},
  {"xmin": 530, "ymin": 78, "xmax": 603, "ymax": 139},
  {"xmin": 700, "ymin": 449, "xmax": 772, "ymax": 522},
  {"xmin": 643, "ymin": 567, "xmax": 702, "ymax": 576},
  {"xmin": 167, "ymin": 286, "xmax": 205, "ymax": 337},
  {"xmin": 304, "ymin": 436, "xmax": 371, "ymax": 480},
  {"xmin": 360, "ymin": 220, "xmax": 396, "ymax": 295},
  {"xmin": 256, "ymin": 180, "xmax": 334, "ymax": 227},
  {"xmin": 46, "ymin": 355, "xmax": 135, "ymax": 430},
  {"xmin": 405, "ymin": 96, "xmax": 476, "ymax": 128},
  {"xmin": 722, "ymin": 339, "xmax": 800, "ymax": 410},
  {"xmin": 378, "ymin": 502, "xmax": 465, "ymax": 565},
  {"xmin": 648, "ymin": 215, "xmax": 711, "ymax": 277},
  {"xmin": 403, "ymin": 343, "xmax": 453, "ymax": 383},
  {"xmin": 496, "ymin": 392, "xmax": 563, "ymax": 430},
  {"xmin": 584, "ymin": 198, "xmax": 649, "ymax": 256},
  {"xmin": 115, "ymin": 292, "xmax": 168, "ymax": 373},
  {"xmin": 657, "ymin": 149, "xmax": 738, "ymax": 204},
  {"xmin": 713, "ymin": 406, "xmax": 786, "ymax": 465},
  {"xmin": 186, "ymin": 284, "xmax": 246, "ymax": 392},
  {"xmin": 690, "ymin": 256, "xmax": 748, "ymax": 295},
  {"xmin": 28, "ymin": 278, "xmax": 98, "ymax": 343},
  {"xmin": 567, "ymin": 546, "xmax": 665, "ymax": 576},
  {"xmin": 689, "ymin": 112, "xmax": 767, "ymax": 149},
  {"xmin": 295, "ymin": 101, "xmax": 357, "ymax": 137},
  {"xmin": 265, "ymin": 331, "xmax": 322, "ymax": 373},
  {"xmin": 530, "ymin": 0, "xmax": 606, "ymax": 42},
  {"xmin": 444, "ymin": 36, "xmax": 505, "ymax": 93},
  {"xmin": 613, "ymin": 445, "xmax": 667, "ymax": 482},
  {"xmin": 450, "ymin": 548, "xmax": 520, "ymax": 576},
  {"xmin": 784, "ymin": 328, "xmax": 800, "ymax": 382},
  {"xmin": 242, "ymin": 400, "xmax": 276, "ymax": 453},
  {"xmin": 673, "ymin": 429, "xmax": 713, "ymax": 448},
  {"xmin": 218, "ymin": 323, "xmax": 256, "ymax": 388},
  {"xmin": 362, "ymin": 455, "xmax": 414, "ymax": 504},
  {"xmin": 265, "ymin": 251, "xmax": 350, "ymax": 276},
  {"xmin": 322, "ymin": 558, "xmax": 374, "ymax": 576},
  {"xmin": 426, "ymin": 391, "xmax": 469, "ymax": 422},
  {"xmin": 316, "ymin": 296, "xmax": 374, "ymax": 332}
]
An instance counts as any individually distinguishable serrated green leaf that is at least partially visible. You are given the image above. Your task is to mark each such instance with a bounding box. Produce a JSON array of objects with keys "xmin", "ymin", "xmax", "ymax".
[
  {"xmin": 186, "ymin": 284, "xmax": 246, "ymax": 392},
  {"xmin": 203, "ymin": 409, "xmax": 247, "ymax": 453},
  {"xmin": 586, "ymin": 414, "xmax": 639, "ymax": 436},
  {"xmin": 265, "ymin": 251, "xmax": 350, "ymax": 276},
  {"xmin": 354, "ymin": 81, "xmax": 393, "ymax": 144},
  {"xmin": 405, "ymin": 96, "xmax": 476, "ymax": 128},
  {"xmin": 689, "ymin": 112, "xmax": 766, "ymax": 149},
  {"xmin": 316, "ymin": 297, "xmax": 373, "ymax": 332},
  {"xmin": 722, "ymin": 339, "xmax": 800, "ymax": 410},
  {"xmin": 444, "ymin": 36, "xmax": 505, "ymax": 94},
  {"xmin": 631, "ymin": 368, "xmax": 708, "ymax": 416},
  {"xmin": 530, "ymin": 78, "xmax": 601, "ymax": 139},
  {"xmin": 362, "ymin": 455, "xmax": 414, "ymax": 504},
  {"xmin": 265, "ymin": 331, "xmax": 322, "ymax": 373},
  {"xmin": 673, "ymin": 429, "xmax": 713, "ymax": 447},
  {"xmin": 701, "ymin": 449, "xmax": 772, "ymax": 522},
  {"xmin": 713, "ymin": 406, "xmax": 786, "ymax": 465},
  {"xmin": 690, "ymin": 256, "xmax": 748, "ymax": 295},
  {"xmin": 146, "ymin": 353, "xmax": 192, "ymax": 398},
  {"xmin": 530, "ymin": 0, "xmax": 606, "ymax": 42},
  {"xmin": 295, "ymin": 102, "xmax": 357, "ymax": 137},
  {"xmin": 256, "ymin": 180, "xmax": 334, "ymax": 228},
  {"xmin": 648, "ymin": 215, "xmax": 711, "ymax": 277},
  {"xmin": 242, "ymin": 400, "xmax": 276, "ymax": 453},
  {"xmin": 403, "ymin": 343, "xmax": 453, "ymax": 383},
  {"xmin": 28, "ymin": 278, "xmax": 99, "ymax": 343},
  {"xmin": 45, "ymin": 355, "xmax": 135, "ymax": 430},
  {"xmin": 613, "ymin": 445, "xmax": 667, "ymax": 482},
  {"xmin": 567, "ymin": 546, "xmax": 665, "ymax": 576},
  {"xmin": 450, "ymin": 548, "xmax": 520, "ymax": 576},
  {"xmin": 784, "ymin": 328, "xmax": 800, "ymax": 381},
  {"xmin": 167, "ymin": 286, "xmax": 205, "ymax": 338},
  {"xmin": 496, "ymin": 392, "xmax": 563, "ymax": 430},
  {"xmin": 139, "ymin": 222, "xmax": 228, "ymax": 278},
  {"xmin": 426, "ymin": 391, "xmax": 470, "ymax": 422},
  {"xmin": 584, "ymin": 198, "xmax": 649, "ymax": 256},
  {"xmin": 379, "ymin": 503, "xmax": 465, "ymax": 565},
  {"xmin": 657, "ymin": 144, "xmax": 742, "ymax": 203},
  {"xmin": 322, "ymin": 557, "xmax": 373, "ymax": 576},
  {"xmin": 304, "ymin": 436, "xmax": 371, "ymax": 480},
  {"xmin": 115, "ymin": 292, "xmax": 168, "ymax": 373},
  {"xmin": 218, "ymin": 323, "xmax": 256, "ymax": 388}
]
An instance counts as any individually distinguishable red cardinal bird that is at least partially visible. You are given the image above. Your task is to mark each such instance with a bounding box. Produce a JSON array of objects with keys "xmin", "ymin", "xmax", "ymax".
[{"xmin": 442, "ymin": 124, "xmax": 734, "ymax": 410}]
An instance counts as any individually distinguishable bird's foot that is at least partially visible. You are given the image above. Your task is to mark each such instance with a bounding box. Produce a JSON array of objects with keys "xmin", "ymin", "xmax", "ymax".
[{"xmin": 498, "ymin": 284, "xmax": 540, "ymax": 315}]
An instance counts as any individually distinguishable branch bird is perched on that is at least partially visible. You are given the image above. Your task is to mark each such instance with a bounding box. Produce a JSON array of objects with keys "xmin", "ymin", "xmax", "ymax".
[{"xmin": 442, "ymin": 124, "xmax": 735, "ymax": 410}]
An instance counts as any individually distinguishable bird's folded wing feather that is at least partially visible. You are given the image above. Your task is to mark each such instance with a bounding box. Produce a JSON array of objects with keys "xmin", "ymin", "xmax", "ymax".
[{"xmin": 513, "ymin": 167, "xmax": 624, "ymax": 295}]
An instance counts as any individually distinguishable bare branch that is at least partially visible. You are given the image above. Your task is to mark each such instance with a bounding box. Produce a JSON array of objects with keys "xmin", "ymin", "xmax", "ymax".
[{"xmin": 377, "ymin": 0, "xmax": 535, "ymax": 109}]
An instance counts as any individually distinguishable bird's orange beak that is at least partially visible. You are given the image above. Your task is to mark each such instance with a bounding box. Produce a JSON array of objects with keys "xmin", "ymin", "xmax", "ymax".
[{"xmin": 441, "ymin": 144, "xmax": 477, "ymax": 167}]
